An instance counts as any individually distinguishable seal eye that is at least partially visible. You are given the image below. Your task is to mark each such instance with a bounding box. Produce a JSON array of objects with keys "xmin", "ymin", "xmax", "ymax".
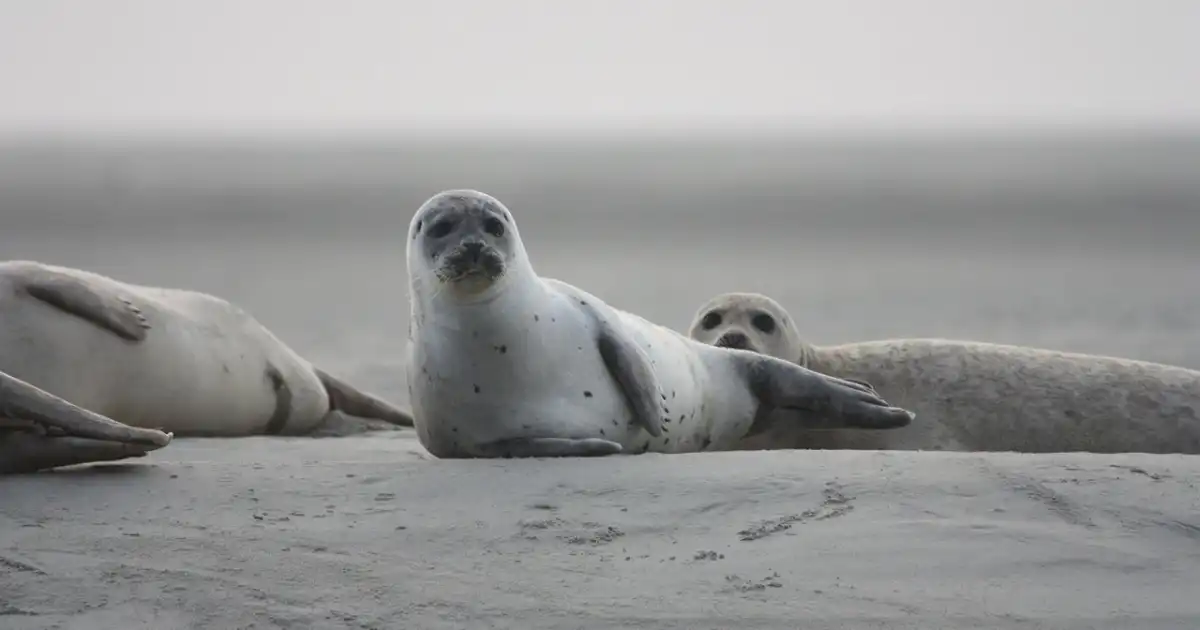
[
  {"xmin": 427, "ymin": 219, "xmax": 453, "ymax": 239},
  {"xmin": 484, "ymin": 217, "xmax": 505, "ymax": 237},
  {"xmin": 751, "ymin": 313, "xmax": 776, "ymax": 334},
  {"xmin": 700, "ymin": 311, "xmax": 722, "ymax": 330}
]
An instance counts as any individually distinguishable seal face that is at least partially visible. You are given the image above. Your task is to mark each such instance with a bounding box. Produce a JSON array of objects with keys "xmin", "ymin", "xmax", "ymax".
[
  {"xmin": 415, "ymin": 191, "xmax": 516, "ymax": 299},
  {"xmin": 689, "ymin": 292, "xmax": 801, "ymax": 360}
]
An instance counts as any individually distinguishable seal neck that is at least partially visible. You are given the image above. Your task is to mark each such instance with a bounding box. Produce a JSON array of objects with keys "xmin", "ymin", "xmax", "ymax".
[
  {"xmin": 416, "ymin": 269, "xmax": 544, "ymax": 333},
  {"xmin": 795, "ymin": 342, "xmax": 823, "ymax": 372}
]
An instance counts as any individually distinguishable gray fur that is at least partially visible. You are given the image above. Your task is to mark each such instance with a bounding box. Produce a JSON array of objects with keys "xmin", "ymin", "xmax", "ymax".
[
  {"xmin": 589, "ymin": 307, "xmax": 664, "ymax": 438},
  {"xmin": 739, "ymin": 352, "xmax": 896, "ymax": 432},
  {"xmin": 688, "ymin": 291, "xmax": 1200, "ymax": 454},
  {"xmin": 15, "ymin": 262, "xmax": 152, "ymax": 342},
  {"xmin": 0, "ymin": 370, "xmax": 172, "ymax": 474}
]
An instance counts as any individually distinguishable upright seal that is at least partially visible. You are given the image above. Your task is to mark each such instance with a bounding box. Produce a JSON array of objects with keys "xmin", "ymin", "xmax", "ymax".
[
  {"xmin": 404, "ymin": 190, "xmax": 914, "ymax": 458},
  {"xmin": 0, "ymin": 261, "xmax": 414, "ymax": 437},
  {"xmin": 687, "ymin": 291, "xmax": 1200, "ymax": 454}
]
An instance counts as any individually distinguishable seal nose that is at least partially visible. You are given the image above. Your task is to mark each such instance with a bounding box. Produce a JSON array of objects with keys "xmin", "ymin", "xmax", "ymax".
[
  {"xmin": 717, "ymin": 331, "xmax": 750, "ymax": 350},
  {"xmin": 463, "ymin": 241, "xmax": 485, "ymax": 262}
]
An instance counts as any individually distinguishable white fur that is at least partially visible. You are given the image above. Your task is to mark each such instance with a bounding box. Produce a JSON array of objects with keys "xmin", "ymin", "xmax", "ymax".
[
  {"xmin": 405, "ymin": 197, "xmax": 762, "ymax": 457},
  {"xmin": 0, "ymin": 262, "xmax": 331, "ymax": 436}
]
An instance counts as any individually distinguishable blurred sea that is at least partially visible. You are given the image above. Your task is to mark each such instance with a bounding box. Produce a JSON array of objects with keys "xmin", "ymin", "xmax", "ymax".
[{"xmin": 1, "ymin": 131, "xmax": 1198, "ymax": 406}]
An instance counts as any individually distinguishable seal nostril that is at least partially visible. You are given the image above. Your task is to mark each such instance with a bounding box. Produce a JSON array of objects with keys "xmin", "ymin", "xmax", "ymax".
[
  {"xmin": 463, "ymin": 241, "xmax": 484, "ymax": 261},
  {"xmin": 717, "ymin": 332, "xmax": 749, "ymax": 350}
]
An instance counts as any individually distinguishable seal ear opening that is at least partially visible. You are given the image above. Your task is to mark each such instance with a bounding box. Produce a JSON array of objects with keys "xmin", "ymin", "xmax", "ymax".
[{"xmin": 315, "ymin": 367, "xmax": 415, "ymax": 427}]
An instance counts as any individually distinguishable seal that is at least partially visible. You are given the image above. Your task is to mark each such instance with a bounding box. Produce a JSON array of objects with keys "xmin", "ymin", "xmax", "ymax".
[
  {"xmin": 1, "ymin": 369, "xmax": 173, "ymax": 474},
  {"xmin": 0, "ymin": 260, "xmax": 415, "ymax": 437},
  {"xmin": 403, "ymin": 190, "xmax": 914, "ymax": 458},
  {"xmin": 687, "ymin": 291, "xmax": 1200, "ymax": 454}
]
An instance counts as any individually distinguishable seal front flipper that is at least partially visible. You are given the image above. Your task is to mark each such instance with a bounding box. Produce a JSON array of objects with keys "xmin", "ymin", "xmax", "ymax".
[
  {"xmin": 477, "ymin": 437, "xmax": 623, "ymax": 458},
  {"xmin": 314, "ymin": 367, "xmax": 415, "ymax": 427},
  {"xmin": 591, "ymin": 319, "xmax": 664, "ymax": 438},
  {"xmin": 743, "ymin": 353, "xmax": 915, "ymax": 430},
  {"xmin": 16, "ymin": 264, "xmax": 151, "ymax": 342},
  {"xmin": 0, "ymin": 370, "xmax": 172, "ymax": 474}
]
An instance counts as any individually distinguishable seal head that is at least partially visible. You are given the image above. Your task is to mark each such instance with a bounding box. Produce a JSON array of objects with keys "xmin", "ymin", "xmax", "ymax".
[
  {"xmin": 688, "ymin": 292, "xmax": 813, "ymax": 366},
  {"xmin": 409, "ymin": 189, "xmax": 524, "ymax": 301}
]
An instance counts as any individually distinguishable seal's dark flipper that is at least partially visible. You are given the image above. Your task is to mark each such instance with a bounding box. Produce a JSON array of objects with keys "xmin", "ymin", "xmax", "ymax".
[
  {"xmin": 0, "ymin": 369, "xmax": 172, "ymax": 474},
  {"xmin": 477, "ymin": 437, "xmax": 623, "ymax": 458},
  {"xmin": 0, "ymin": 433, "xmax": 159, "ymax": 475},
  {"xmin": 315, "ymin": 367, "xmax": 415, "ymax": 427},
  {"xmin": 743, "ymin": 354, "xmax": 915, "ymax": 431},
  {"xmin": 596, "ymin": 325, "xmax": 665, "ymax": 438},
  {"xmin": 0, "ymin": 370, "xmax": 172, "ymax": 446},
  {"xmin": 17, "ymin": 264, "xmax": 151, "ymax": 342}
]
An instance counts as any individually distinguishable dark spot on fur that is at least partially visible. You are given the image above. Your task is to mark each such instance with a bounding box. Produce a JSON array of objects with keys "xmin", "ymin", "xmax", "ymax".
[
  {"xmin": 452, "ymin": 427, "xmax": 459, "ymax": 433},
  {"xmin": 664, "ymin": 407, "xmax": 670, "ymax": 414},
  {"xmin": 552, "ymin": 317, "xmax": 557, "ymax": 323},
  {"xmin": 663, "ymin": 416, "xmax": 671, "ymax": 424},
  {"xmin": 701, "ymin": 437, "xmax": 712, "ymax": 450},
  {"xmin": 600, "ymin": 429, "xmax": 606, "ymax": 436},
  {"xmin": 494, "ymin": 344, "xmax": 508, "ymax": 354},
  {"xmin": 611, "ymin": 419, "xmax": 619, "ymax": 426},
  {"xmin": 671, "ymin": 390, "xmax": 676, "ymax": 398},
  {"xmin": 679, "ymin": 414, "xmax": 685, "ymax": 423},
  {"xmin": 263, "ymin": 364, "xmax": 291, "ymax": 435},
  {"xmin": 579, "ymin": 300, "xmax": 588, "ymax": 306},
  {"xmin": 473, "ymin": 384, "xmax": 481, "ymax": 393},
  {"xmin": 415, "ymin": 220, "xmax": 423, "ymax": 234},
  {"xmin": 664, "ymin": 438, "xmax": 670, "ymax": 445},
  {"xmin": 660, "ymin": 393, "xmax": 667, "ymax": 400},
  {"xmin": 577, "ymin": 346, "xmax": 583, "ymax": 351},
  {"xmin": 584, "ymin": 391, "xmax": 593, "ymax": 398},
  {"xmin": 662, "ymin": 426, "xmax": 669, "ymax": 434},
  {"xmin": 534, "ymin": 314, "xmax": 540, "ymax": 322},
  {"xmin": 522, "ymin": 424, "xmax": 532, "ymax": 430},
  {"xmin": 640, "ymin": 442, "xmax": 651, "ymax": 453}
]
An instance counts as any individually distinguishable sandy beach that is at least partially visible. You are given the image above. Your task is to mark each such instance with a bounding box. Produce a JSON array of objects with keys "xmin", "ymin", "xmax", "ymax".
[
  {"xmin": 2, "ymin": 134, "xmax": 1199, "ymax": 628},
  {"xmin": 3, "ymin": 435, "xmax": 1199, "ymax": 629}
]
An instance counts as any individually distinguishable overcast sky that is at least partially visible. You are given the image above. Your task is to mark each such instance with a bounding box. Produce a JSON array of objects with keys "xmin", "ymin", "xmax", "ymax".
[{"xmin": 1, "ymin": 0, "xmax": 1198, "ymax": 135}]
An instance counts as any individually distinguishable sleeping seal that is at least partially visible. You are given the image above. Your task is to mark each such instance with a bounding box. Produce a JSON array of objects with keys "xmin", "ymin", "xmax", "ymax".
[{"xmin": 0, "ymin": 260, "xmax": 414, "ymax": 437}]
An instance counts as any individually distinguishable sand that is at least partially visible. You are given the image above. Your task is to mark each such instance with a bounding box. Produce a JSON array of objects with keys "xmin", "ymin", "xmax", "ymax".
[{"xmin": 2, "ymin": 433, "xmax": 1198, "ymax": 629}]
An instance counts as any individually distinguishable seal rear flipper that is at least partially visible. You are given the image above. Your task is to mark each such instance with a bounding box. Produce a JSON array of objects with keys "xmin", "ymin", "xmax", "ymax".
[
  {"xmin": 742, "ymin": 353, "xmax": 915, "ymax": 430},
  {"xmin": 595, "ymin": 324, "xmax": 664, "ymax": 438},
  {"xmin": 16, "ymin": 264, "xmax": 151, "ymax": 342},
  {"xmin": 314, "ymin": 367, "xmax": 415, "ymax": 427},
  {"xmin": 476, "ymin": 437, "xmax": 623, "ymax": 458}
]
